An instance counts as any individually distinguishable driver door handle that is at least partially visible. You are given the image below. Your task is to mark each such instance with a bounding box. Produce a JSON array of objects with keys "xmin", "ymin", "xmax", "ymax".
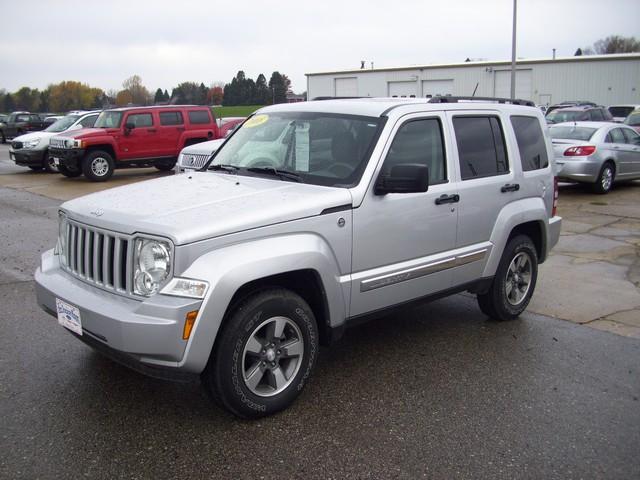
[
  {"xmin": 501, "ymin": 183, "xmax": 520, "ymax": 193},
  {"xmin": 435, "ymin": 194, "xmax": 460, "ymax": 205}
]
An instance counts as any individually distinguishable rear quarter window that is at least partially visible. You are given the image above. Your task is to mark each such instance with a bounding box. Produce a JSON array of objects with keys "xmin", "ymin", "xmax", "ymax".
[
  {"xmin": 510, "ymin": 116, "xmax": 549, "ymax": 171},
  {"xmin": 188, "ymin": 110, "xmax": 212, "ymax": 124}
]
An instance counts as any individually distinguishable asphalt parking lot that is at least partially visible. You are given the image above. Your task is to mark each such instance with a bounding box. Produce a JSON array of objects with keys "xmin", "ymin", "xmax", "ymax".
[{"xmin": 1, "ymin": 143, "xmax": 639, "ymax": 479}]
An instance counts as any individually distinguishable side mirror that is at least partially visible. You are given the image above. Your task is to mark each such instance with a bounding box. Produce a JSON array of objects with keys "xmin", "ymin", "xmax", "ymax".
[
  {"xmin": 375, "ymin": 163, "xmax": 429, "ymax": 195},
  {"xmin": 125, "ymin": 122, "xmax": 135, "ymax": 130}
]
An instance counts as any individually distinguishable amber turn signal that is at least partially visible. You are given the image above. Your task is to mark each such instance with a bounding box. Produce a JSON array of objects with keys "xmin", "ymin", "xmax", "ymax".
[{"xmin": 182, "ymin": 310, "xmax": 199, "ymax": 340}]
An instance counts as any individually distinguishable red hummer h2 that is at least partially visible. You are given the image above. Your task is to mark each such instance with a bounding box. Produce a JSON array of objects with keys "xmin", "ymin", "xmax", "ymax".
[{"xmin": 49, "ymin": 106, "xmax": 220, "ymax": 181}]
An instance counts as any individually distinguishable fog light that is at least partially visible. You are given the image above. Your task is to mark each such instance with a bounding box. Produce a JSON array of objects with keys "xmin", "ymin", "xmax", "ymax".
[{"xmin": 183, "ymin": 310, "xmax": 199, "ymax": 340}]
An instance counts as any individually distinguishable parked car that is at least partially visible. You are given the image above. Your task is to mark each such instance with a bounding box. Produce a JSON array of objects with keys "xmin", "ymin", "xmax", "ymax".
[
  {"xmin": 175, "ymin": 138, "xmax": 225, "ymax": 173},
  {"xmin": 545, "ymin": 101, "xmax": 597, "ymax": 116},
  {"xmin": 623, "ymin": 109, "xmax": 640, "ymax": 133},
  {"xmin": 35, "ymin": 98, "xmax": 561, "ymax": 418},
  {"xmin": 0, "ymin": 111, "xmax": 46, "ymax": 143},
  {"xmin": 607, "ymin": 105, "xmax": 640, "ymax": 123},
  {"xmin": 9, "ymin": 111, "xmax": 100, "ymax": 172},
  {"xmin": 550, "ymin": 121, "xmax": 640, "ymax": 193},
  {"xmin": 546, "ymin": 105, "xmax": 613, "ymax": 124},
  {"xmin": 175, "ymin": 117, "xmax": 246, "ymax": 173},
  {"xmin": 48, "ymin": 106, "xmax": 222, "ymax": 181}
]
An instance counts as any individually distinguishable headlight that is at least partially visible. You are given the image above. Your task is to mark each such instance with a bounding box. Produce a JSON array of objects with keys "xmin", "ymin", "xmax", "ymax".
[
  {"xmin": 56, "ymin": 213, "xmax": 68, "ymax": 264},
  {"xmin": 23, "ymin": 138, "xmax": 41, "ymax": 149},
  {"xmin": 64, "ymin": 139, "xmax": 83, "ymax": 148},
  {"xmin": 133, "ymin": 238, "xmax": 172, "ymax": 296},
  {"xmin": 161, "ymin": 278, "xmax": 209, "ymax": 299}
]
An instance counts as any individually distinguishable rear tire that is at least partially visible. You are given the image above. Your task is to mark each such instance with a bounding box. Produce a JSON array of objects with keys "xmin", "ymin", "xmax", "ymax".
[
  {"xmin": 82, "ymin": 150, "xmax": 115, "ymax": 182},
  {"xmin": 201, "ymin": 288, "xmax": 319, "ymax": 419},
  {"xmin": 477, "ymin": 235, "xmax": 538, "ymax": 321},
  {"xmin": 155, "ymin": 159, "xmax": 177, "ymax": 171},
  {"xmin": 592, "ymin": 162, "xmax": 614, "ymax": 194},
  {"xmin": 58, "ymin": 163, "xmax": 82, "ymax": 178}
]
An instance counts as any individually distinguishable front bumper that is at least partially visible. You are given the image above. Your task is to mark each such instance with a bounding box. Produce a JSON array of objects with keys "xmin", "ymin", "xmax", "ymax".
[
  {"xmin": 555, "ymin": 157, "xmax": 601, "ymax": 183},
  {"xmin": 48, "ymin": 147, "xmax": 85, "ymax": 169},
  {"xmin": 9, "ymin": 148, "xmax": 46, "ymax": 167},
  {"xmin": 35, "ymin": 249, "xmax": 203, "ymax": 377}
]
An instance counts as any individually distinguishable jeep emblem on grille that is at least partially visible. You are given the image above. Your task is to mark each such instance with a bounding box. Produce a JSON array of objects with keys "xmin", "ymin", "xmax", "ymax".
[{"xmin": 90, "ymin": 208, "xmax": 104, "ymax": 217}]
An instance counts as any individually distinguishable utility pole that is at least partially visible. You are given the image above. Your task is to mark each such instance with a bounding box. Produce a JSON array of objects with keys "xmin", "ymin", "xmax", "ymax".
[{"xmin": 510, "ymin": 0, "xmax": 517, "ymax": 100}]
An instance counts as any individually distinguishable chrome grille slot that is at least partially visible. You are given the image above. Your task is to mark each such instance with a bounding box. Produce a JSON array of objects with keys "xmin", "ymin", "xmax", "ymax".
[
  {"xmin": 62, "ymin": 221, "xmax": 133, "ymax": 296},
  {"xmin": 181, "ymin": 153, "xmax": 210, "ymax": 169}
]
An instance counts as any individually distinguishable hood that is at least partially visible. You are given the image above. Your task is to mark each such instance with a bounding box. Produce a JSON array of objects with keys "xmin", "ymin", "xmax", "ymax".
[
  {"xmin": 13, "ymin": 131, "xmax": 55, "ymax": 143},
  {"xmin": 61, "ymin": 172, "xmax": 352, "ymax": 245},
  {"xmin": 181, "ymin": 138, "xmax": 225, "ymax": 156},
  {"xmin": 55, "ymin": 127, "xmax": 106, "ymax": 139}
]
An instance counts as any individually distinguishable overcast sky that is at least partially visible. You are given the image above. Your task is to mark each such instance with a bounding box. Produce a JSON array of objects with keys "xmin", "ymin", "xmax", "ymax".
[{"xmin": 1, "ymin": 0, "xmax": 638, "ymax": 94}]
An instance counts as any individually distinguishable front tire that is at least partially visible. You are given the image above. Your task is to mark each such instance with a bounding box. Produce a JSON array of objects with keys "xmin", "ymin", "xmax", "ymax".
[
  {"xmin": 42, "ymin": 151, "xmax": 59, "ymax": 173},
  {"xmin": 477, "ymin": 235, "xmax": 538, "ymax": 321},
  {"xmin": 202, "ymin": 288, "xmax": 319, "ymax": 419},
  {"xmin": 82, "ymin": 150, "xmax": 115, "ymax": 182},
  {"xmin": 155, "ymin": 159, "xmax": 177, "ymax": 171},
  {"xmin": 593, "ymin": 162, "xmax": 614, "ymax": 194}
]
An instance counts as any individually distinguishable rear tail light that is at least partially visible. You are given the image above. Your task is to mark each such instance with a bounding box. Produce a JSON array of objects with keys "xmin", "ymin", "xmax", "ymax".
[
  {"xmin": 552, "ymin": 177, "xmax": 558, "ymax": 217},
  {"xmin": 564, "ymin": 145, "xmax": 596, "ymax": 156}
]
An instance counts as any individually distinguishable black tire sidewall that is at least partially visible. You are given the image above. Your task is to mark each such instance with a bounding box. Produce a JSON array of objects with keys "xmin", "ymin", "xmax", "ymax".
[
  {"xmin": 491, "ymin": 235, "xmax": 538, "ymax": 320},
  {"xmin": 58, "ymin": 164, "xmax": 82, "ymax": 178},
  {"xmin": 42, "ymin": 151, "xmax": 58, "ymax": 173},
  {"xmin": 208, "ymin": 289, "xmax": 318, "ymax": 418},
  {"xmin": 82, "ymin": 151, "xmax": 114, "ymax": 182},
  {"xmin": 594, "ymin": 162, "xmax": 614, "ymax": 194}
]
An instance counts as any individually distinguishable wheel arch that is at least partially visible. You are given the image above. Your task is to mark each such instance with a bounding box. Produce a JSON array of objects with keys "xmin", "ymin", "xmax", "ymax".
[{"xmin": 85, "ymin": 144, "xmax": 116, "ymax": 159}]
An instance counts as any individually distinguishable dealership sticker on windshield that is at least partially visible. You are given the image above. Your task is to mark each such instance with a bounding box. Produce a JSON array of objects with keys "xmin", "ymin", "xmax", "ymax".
[
  {"xmin": 244, "ymin": 114, "xmax": 269, "ymax": 128},
  {"xmin": 55, "ymin": 298, "xmax": 82, "ymax": 335}
]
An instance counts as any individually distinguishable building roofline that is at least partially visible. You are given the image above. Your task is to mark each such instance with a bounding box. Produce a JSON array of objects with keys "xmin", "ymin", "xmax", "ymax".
[{"xmin": 305, "ymin": 53, "xmax": 640, "ymax": 77}]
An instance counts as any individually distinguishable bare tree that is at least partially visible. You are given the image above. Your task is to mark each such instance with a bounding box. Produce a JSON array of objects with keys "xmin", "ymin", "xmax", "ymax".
[
  {"xmin": 582, "ymin": 36, "xmax": 640, "ymax": 55},
  {"xmin": 122, "ymin": 75, "xmax": 152, "ymax": 105}
]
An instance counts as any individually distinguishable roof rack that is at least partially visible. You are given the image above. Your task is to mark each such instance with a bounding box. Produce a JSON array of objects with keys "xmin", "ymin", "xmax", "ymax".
[
  {"xmin": 428, "ymin": 96, "xmax": 535, "ymax": 107},
  {"xmin": 312, "ymin": 96, "xmax": 367, "ymax": 101}
]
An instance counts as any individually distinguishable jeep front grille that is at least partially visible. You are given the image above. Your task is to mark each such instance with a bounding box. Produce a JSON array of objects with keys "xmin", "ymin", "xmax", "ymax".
[
  {"xmin": 180, "ymin": 153, "xmax": 210, "ymax": 169},
  {"xmin": 50, "ymin": 138, "xmax": 66, "ymax": 149},
  {"xmin": 62, "ymin": 221, "xmax": 132, "ymax": 295}
]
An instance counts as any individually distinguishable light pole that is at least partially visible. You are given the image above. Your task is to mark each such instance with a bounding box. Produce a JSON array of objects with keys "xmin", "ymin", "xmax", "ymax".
[{"xmin": 510, "ymin": 0, "xmax": 517, "ymax": 100}]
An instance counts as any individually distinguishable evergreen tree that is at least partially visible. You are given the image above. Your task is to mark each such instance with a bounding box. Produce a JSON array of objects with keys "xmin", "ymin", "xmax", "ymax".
[
  {"xmin": 268, "ymin": 72, "xmax": 288, "ymax": 104},
  {"xmin": 154, "ymin": 88, "xmax": 164, "ymax": 104},
  {"xmin": 254, "ymin": 74, "xmax": 270, "ymax": 105},
  {"xmin": 163, "ymin": 89, "xmax": 169, "ymax": 101},
  {"xmin": 4, "ymin": 93, "xmax": 16, "ymax": 112}
]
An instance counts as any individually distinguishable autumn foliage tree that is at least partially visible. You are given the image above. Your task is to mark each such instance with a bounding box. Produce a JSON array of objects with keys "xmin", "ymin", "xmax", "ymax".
[
  {"xmin": 118, "ymin": 75, "xmax": 151, "ymax": 106},
  {"xmin": 47, "ymin": 81, "xmax": 104, "ymax": 111}
]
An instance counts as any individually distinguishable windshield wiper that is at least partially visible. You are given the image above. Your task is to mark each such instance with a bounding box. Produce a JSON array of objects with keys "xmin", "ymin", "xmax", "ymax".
[
  {"xmin": 246, "ymin": 167, "xmax": 303, "ymax": 182},
  {"xmin": 208, "ymin": 164, "xmax": 239, "ymax": 173}
]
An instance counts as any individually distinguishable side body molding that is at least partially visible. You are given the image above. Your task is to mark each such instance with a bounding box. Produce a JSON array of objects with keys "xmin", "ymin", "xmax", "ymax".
[{"xmin": 175, "ymin": 233, "xmax": 348, "ymax": 373}]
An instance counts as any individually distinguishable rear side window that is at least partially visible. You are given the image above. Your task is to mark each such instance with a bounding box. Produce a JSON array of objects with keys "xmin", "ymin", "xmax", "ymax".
[
  {"xmin": 127, "ymin": 113, "xmax": 153, "ymax": 127},
  {"xmin": 188, "ymin": 110, "xmax": 211, "ymax": 124},
  {"xmin": 160, "ymin": 111, "xmax": 184, "ymax": 126},
  {"xmin": 589, "ymin": 109, "xmax": 604, "ymax": 121},
  {"xmin": 79, "ymin": 114, "xmax": 98, "ymax": 128},
  {"xmin": 382, "ymin": 118, "xmax": 447, "ymax": 185},
  {"xmin": 16, "ymin": 114, "xmax": 30, "ymax": 122},
  {"xmin": 453, "ymin": 116, "xmax": 508, "ymax": 180},
  {"xmin": 510, "ymin": 116, "xmax": 549, "ymax": 171}
]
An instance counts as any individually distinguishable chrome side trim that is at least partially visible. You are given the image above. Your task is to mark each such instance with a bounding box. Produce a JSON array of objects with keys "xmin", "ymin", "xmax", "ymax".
[{"xmin": 360, "ymin": 248, "xmax": 488, "ymax": 292}]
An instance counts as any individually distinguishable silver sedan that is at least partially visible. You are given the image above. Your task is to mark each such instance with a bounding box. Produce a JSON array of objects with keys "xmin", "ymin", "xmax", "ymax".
[{"xmin": 550, "ymin": 121, "xmax": 640, "ymax": 193}]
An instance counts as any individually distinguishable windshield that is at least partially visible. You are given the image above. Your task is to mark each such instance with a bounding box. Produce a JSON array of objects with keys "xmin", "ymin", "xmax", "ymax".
[
  {"xmin": 208, "ymin": 112, "xmax": 383, "ymax": 187},
  {"xmin": 546, "ymin": 110, "xmax": 583, "ymax": 124},
  {"xmin": 94, "ymin": 111, "xmax": 123, "ymax": 128},
  {"xmin": 609, "ymin": 106, "xmax": 634, "ymax": 118},
  {"xmin": 549, "ymin": 126, "xmax": 597, "ymax": 141},
  {"xmin": 624, "ymin": 113, "xmax": 640, "ymax": 126},
  {"xmin": 45, "ymin": 115, "xmax": 80, "ymax": 133}
]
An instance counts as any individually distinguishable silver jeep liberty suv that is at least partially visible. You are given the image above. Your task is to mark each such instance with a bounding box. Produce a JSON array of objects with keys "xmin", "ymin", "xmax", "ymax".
[{"xmin": 36, "ymin": 97, "xmax": 561, "ymax": 418}]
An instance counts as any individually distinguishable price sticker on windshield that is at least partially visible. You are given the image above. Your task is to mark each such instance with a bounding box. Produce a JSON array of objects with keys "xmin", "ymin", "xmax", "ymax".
[{"xmin": 244, "ymin": 114, "xmax": 269, "ymax": 128}]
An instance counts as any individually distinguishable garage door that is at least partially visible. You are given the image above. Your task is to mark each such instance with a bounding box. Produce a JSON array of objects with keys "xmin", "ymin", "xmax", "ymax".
[
  {"xmin": 335, "ymin": 77, "xmax": 358, "ymax": 97},
  {"xmin": 422, "ymin": 79, "xmax": 454, "ymax": 97},
  {"xmin": 494, "ymin": 70, "xmax": 532, "ymax": 100},
  {"xmin": 388, "ymin": 81, "xmax": 417, "ymax": 97}
]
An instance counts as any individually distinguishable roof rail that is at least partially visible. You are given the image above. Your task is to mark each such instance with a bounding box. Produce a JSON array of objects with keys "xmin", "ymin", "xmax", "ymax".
[
  {"xmin": 428, "ymin": 96, "xmax": 535, "ymax": 107},
  {"xmin": 312, "ymin": 96, "xmax": 367, "ymax": 101}
]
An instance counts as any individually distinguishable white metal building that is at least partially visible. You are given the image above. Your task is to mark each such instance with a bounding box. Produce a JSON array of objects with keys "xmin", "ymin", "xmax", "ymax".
[{"xmin": 306, "ymin": 53, "xmax": 640, "ymax": 106}]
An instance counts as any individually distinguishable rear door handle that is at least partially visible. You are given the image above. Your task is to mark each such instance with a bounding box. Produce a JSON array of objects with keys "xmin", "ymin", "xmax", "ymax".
[
  {"xmin": 435, "ymin": 194, "xmax": 460, "ymax": 205},
  {"xmin": 501, "ymin": 183, "xmax": 520, "ymax": 193}
]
